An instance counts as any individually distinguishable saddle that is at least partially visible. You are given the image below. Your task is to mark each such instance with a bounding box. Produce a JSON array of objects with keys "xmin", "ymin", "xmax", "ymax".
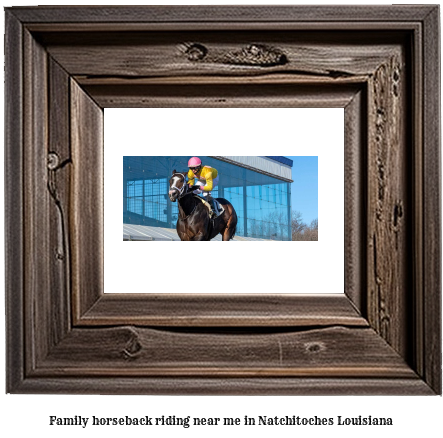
[{"xmin": 194, "ymin": 196, "xmax": 224, "ymax": 218}]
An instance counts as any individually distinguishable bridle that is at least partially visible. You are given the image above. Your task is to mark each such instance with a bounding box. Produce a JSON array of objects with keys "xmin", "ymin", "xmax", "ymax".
[
  {"xmin": 170, "ymin": 173, "xmax": 189, "ymax": 199},
  {"xmin": 170, "ymin": 172, "xmax": 199, "ymax": 219}
]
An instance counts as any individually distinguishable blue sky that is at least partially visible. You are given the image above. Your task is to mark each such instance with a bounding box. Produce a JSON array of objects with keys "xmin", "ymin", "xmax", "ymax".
[{"xmin": 286, "ymin": 156, "xmax": 318, "ymax": 224}]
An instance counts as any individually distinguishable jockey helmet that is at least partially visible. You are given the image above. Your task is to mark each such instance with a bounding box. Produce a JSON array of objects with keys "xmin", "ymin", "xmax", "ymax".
[{"xmin": 188, "ymin": 157, "xmax": 202, "ymax": 168}]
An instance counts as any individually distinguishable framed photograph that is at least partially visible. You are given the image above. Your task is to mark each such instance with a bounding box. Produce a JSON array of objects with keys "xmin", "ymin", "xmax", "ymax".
[
  {"xmin": 5, "ymin": 5, "xmax": 440, "ymax": 394},
  {"xmin": 106, "ymin": 109, "xmax": 334, "ymax": 296}
]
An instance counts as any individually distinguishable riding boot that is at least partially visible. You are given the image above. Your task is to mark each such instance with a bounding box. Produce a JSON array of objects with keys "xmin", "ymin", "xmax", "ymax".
[{"xmin": 207, "ymin": 196, "xmax": 219, "ymax": 217}]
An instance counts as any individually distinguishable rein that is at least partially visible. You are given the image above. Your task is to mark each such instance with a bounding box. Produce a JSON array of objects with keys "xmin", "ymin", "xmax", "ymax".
[{"xmin": 171, "ymin": 173, "xmax": 199, "ymax": 219}]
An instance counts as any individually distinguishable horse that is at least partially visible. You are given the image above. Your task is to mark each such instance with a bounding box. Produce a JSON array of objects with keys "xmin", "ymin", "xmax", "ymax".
[{"xmin": 168, "ymin": 170, "xmax": 238, "ymax": 241}]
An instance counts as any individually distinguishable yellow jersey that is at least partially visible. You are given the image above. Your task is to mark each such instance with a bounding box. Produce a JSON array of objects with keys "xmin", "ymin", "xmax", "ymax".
[{"xmin": 188, "ymin": 166, "xmax": 218, "ymax": 192}]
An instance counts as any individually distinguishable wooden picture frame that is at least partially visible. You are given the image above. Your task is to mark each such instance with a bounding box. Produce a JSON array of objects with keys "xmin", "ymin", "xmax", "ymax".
[{"xmin": 5, "ymin": 5, "xmax": 441, "ymax": 394}]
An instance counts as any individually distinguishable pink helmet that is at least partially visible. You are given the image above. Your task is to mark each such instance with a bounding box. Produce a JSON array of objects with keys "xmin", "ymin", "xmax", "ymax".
[{"xmin": 188, "ymin": 157, "xmax": 202, "ymax": 167}]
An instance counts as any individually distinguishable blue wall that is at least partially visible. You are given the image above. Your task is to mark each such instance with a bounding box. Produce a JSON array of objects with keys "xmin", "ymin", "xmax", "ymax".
[{"xmin": 123, "ymin": 156, "xmax": 291, "ymax": 240}]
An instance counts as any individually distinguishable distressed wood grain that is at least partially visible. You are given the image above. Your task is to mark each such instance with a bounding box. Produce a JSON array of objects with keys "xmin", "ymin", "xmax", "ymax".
[
  {"xmin": 422, "ymin": 6, "xmax": 441, "ymax": 394},
  {"xmin": 5, "ymin": 10, "xmax": 25, "ymax": 393},
  {"xmin": 38, "ymin": 326, "xmax": 415, "ymax": 378},
  {"xmin": 8, "ymin": 5, "xmax": 436, "ymax": 24},
  {"xmin": 48, "ymin": 58, "xmax": 72, "ymax": 346},
  {"xmin": 79, "ymin": 294, "xmax": 367, "ymax": 327},
  {"xmin": 41, "ymin": 32, "xmax": 402, "ymax": 80},
  {"xmin": 5, "ymin": 5, "xmax": 441, "ymax": 395},
  {"xmin": 13, "ymin": 376, "xmax": 433, "ymax": 396},
  {"xmin": 84, "ymin": 82, "xmax": 361, "ymax": 108},
  {"xmin": 70, "ymin": 81, "xmax": 104, "ymax": 320},
  {"xmin": 344, "ymin": 90, "xmax": 366, "ymax": 313},
  {"xmin": 23, "ymin": 29, "xmax": 50, "ymax": 372},
  {"xmin": 367, "ymin": 52, "xmax": 409, "ymax": 358}
]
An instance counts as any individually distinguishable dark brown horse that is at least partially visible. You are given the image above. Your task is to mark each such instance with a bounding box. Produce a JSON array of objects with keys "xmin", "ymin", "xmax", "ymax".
[{"xmin": 168, "ymin": 171, "xmax": 238, "ymax": 241}]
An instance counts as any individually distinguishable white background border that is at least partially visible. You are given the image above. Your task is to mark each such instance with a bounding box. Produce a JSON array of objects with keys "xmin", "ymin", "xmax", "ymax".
[{"xmin": 105, "ymin": 108, "xmax": 343, "ymax": 294}]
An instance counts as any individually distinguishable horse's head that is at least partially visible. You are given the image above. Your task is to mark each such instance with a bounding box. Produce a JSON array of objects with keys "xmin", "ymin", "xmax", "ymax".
[{"xmin": 168, "ymin": 170, "xmax": 187, "ymax": 202}]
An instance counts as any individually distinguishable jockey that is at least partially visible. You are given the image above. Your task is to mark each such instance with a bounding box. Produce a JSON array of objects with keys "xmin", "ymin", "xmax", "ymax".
[{"xmin": 187, "ymin": 157, "xmax": 220, "ymax": 217}]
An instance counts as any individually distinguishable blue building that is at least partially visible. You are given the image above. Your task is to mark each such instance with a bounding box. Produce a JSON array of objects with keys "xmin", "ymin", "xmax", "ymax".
[{"xmin": 123, "ymin": 156, "xmax": 293, "ymax": 240}]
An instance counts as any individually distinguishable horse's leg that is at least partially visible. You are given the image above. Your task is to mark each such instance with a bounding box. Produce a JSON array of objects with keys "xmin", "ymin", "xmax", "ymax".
[
  {"xmin": 222, "ymin": 227, "xmax": 234, "ymax": 241},
  {"xmin": 191, "ymin": 232, "xmax": 207, "ymax": 241},
  {"xmin": 176, "ymin": 223, "xmax": 189, "ymax": 241},
  {"xmin": 222, "ymin": 206, "xmax": 237, "ymax": 241},
  {"xmin": 222, "ymin": 222, "xmax": 236, "ymax": 241}
]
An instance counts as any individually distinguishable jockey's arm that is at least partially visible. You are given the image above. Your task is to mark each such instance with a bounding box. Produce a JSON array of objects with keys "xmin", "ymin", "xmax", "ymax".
[
  {"xmin": 187, "ymin": 169, "xmax": 195, "ymax": 186},
  {"xmin": 201, "ymin": 169, "xmax": 213, "ymax": 192}
]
